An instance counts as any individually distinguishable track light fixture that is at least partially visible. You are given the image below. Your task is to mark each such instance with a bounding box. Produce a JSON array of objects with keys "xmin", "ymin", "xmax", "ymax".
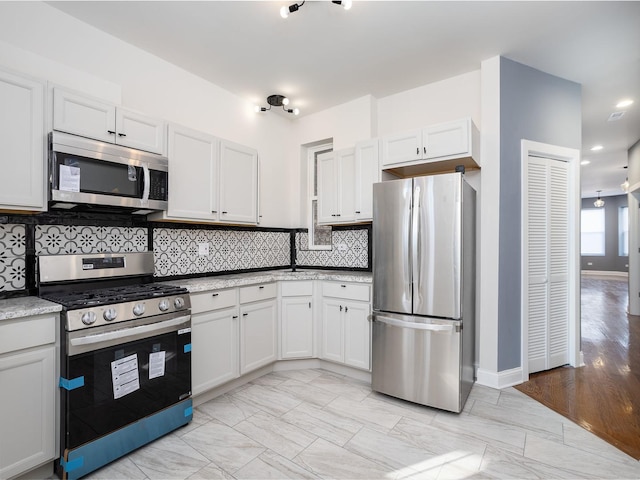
[
  {"xmin": 280, "ymin": 0, "xmax": 352, "ymax": 18},
  {"xmin": 255, "ymin": 94, "xmax": 300, "ymax": 116},
  {"xmin": 594, "ymin": 190, "xmax": 605, "ymax": 208}
]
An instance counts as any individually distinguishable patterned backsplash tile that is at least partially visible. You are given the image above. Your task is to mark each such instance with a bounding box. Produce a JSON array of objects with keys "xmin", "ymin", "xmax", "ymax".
[
  {"xmin": 296, "ymin": 229, "xmax": 368, "ymax": 269},
  {"xmin": 35, "ymin": 225, "xmax": 148, "ymax": 255},
  {"xmin": 153, "ymin": 228, "xmax": 291, "ymax": 277},
  {"xmin": 0, "ymin": 224, "xmax": 26, "ymax": 292}
]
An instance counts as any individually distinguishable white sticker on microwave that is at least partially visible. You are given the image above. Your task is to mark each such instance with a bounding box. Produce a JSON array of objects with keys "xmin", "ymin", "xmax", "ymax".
[
  {"xmin": 148, "ymin": 351, "xmax": 166, "ymax": 379},
  {"xmin": 60, "ymin": 165, "xmax": 81, "ymax": 192},
  {"xmin": 111, "ymin": 353, "xmax": 140, "ymax": 399}
]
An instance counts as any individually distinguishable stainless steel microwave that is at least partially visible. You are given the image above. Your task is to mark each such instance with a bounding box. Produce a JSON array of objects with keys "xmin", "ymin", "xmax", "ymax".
[{"xmin": 49, "ymin": 131, "xmax": 168, "ymax": 212}]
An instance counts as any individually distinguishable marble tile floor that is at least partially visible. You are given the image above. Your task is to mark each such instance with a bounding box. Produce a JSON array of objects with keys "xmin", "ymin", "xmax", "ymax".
[{"xmin": 81, "ymin": 368, "xmax": 640, "ymax": 480}]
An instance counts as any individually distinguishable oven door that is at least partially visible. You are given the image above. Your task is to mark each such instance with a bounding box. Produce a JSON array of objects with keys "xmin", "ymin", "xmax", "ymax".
[{"xmin": 60, "ymin": 312, "xmax": 191, "ymax": 450}]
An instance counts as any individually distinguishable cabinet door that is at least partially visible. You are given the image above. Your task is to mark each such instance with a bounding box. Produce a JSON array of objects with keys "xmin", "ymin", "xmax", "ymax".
[
  {"xmin": 167, "ymin": 124, "xmax": 219, "ymax": 221},
  {"xmin": 337, "ymin": 148, "xmax": 356, "ymax": 223},
  {"xmin": 0, "ymin": 346, "xmax": 55, "ymax": 479},
  {"xmin": 53, "ymin": 88, "xmax": 116, "ymax": 143},
  {"xmin": 380, "ymin": 129, "xmax": 422, "ymax": 166},
  {"xmin": 219, "ymin": 140, "xmax": 258, "ymax": 224},
  {"xmin": 321, "ymin": 299, "xmax": 344, "ymax": 363},
  {"xmin": 343, "ymin": 301, "xmax": 371, "ymax": 370},
  {"xmin": 317, "ymin": 151, "xmax": 337, "ymax": 224},
  {"xmin": 0, "ymin": 69, "xmax": 45, "ymax": 210},
  {"xmin": 355, "ymin": 139, "xmax": 379, "ymax": 221},
  {"xmin": 423, "ymin": 119, "xmax": 469, "ymax": 160},
  {"xmin": 281, "ymin": 297, "xmax": 313, "ymax": 359},
  {"xmin": 240, "ymin": 300, "xmax": 277, "ymax": 374},
  {"xmin": 116, "ymin": 107, "xmax": 166, "ymax": 154},
  {"xmin": 192, "ymin": 307, "xmax": 239, "ymax": 394}
]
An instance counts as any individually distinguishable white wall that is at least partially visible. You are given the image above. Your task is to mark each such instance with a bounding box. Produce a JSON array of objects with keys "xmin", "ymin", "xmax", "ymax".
[
  {"xmin": 377, "ymin": 70, "xmax": 481, "ymax": 136},
  {"xmin": 0, "ymin": 2, "xmax": 296, "ymax": 228}
]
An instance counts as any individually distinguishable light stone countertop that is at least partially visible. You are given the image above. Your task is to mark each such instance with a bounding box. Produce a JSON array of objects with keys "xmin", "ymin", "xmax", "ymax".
[
  {"xmin": 0, "ymin": 297, "xmax": 62, "ymax": 321},
  {"xmin": 160, "ymin": 269, "xmax": 372, "ymax": 293}
]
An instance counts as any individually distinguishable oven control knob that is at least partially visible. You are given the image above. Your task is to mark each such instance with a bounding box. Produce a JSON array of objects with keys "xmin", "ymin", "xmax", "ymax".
[
  {"xmin": 174, "ymin": 297, "xmax": 185, "ymax": 309},
  {"xmin": 133, "ymin": 303, "xmax": 145, "ymax": 316},
  {"xmin": 81, "ymin": 311, "xmax": 97, "ymax": 325},
  {"xmin": 158, "ymin": 299, "xmax": 170, "ymax": 312},
  {"xmin": 103, "ymin": 308, "xmax": 118, "ymax": 322}
]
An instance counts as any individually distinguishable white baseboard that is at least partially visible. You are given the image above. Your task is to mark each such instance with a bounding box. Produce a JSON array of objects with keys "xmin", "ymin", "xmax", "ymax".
[
  {"xmin": 476, "ymin": 366, "xmax": 523, "ymax": 389},
  {"xmin": 581, "ymin": 270, "xmax": 628, "ymax": 277}
]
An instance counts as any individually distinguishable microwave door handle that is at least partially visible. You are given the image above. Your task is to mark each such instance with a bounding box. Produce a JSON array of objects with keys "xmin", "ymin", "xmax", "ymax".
[{"xmin": 142, "ymin": 164, "xmax": 150, "ymax": 202}]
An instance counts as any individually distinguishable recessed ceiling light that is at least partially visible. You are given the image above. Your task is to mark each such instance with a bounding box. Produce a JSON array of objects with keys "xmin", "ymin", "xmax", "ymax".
[
  {"xmin": 616, "ymin": 99, "xmax": 634, "ymax": 108},
  {"xmin": 581, "ymin": 160, "xmax": 590, "ymax": 165},
  {"xmin": 591, "ymin": 145, "xmax": 603, "ymax": 151}
]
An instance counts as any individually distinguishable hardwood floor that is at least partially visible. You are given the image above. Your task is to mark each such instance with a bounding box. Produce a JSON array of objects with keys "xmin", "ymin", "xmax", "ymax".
[{"xmin": 515, "ymin": 274, "xmax": 640, "ymax": 460}]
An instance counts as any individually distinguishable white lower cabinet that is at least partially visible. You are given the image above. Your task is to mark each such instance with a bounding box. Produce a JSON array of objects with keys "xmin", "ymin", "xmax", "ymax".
[
  {"xmin": 239, "ymin": 283, "xmax": 277, "ymax": 375},
  {"xmin": 0, "ymin": 314, "xmax": 56, "ymax": 480},
  {"xmin": 320, "ymin": 282, "xmax": 371, "ymax": 370},
  {"xmin": 191, "ymin": 289, "xmax": 239, "ymax": 394},
  {"xmin": 280, "ymin": 281, "xmax": 314, "ymax": 359}
]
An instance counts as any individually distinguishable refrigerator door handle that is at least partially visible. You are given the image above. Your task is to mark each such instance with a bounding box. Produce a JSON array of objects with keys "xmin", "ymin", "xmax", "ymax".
[
  {"xmin": 372, "ymin": 314, "xmax": 458, "ymax": 333},
  {"xmin": 411, "ymin": 183, "xmax": 421, "ymax": 308}
]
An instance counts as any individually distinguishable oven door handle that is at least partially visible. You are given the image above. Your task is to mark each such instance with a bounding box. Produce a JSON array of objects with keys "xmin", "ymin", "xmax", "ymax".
[{"xmin": 70, "ymin": 315, "xmax": 190, "ymax": 348}]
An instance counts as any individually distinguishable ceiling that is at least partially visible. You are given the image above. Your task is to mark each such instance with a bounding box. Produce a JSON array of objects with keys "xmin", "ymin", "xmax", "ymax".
[{"xmin": 48, "ymin": 1, "xmax": 640, "ymax": 198}]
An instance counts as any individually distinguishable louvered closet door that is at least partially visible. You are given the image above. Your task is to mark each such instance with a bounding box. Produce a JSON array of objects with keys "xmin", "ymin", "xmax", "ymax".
[{"xmin": 526, "ymin": 156, "xmax": 569, "ymax": 373}]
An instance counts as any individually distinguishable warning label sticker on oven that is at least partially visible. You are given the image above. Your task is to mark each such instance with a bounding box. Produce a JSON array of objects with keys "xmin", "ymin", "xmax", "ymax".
[
  {"xmin": 111, "ymin": 354, "xmax": 140, "ymax": 399},
  {"xmin": 149, "ymin": 351, "xmax": 166, "ymax": 379}
]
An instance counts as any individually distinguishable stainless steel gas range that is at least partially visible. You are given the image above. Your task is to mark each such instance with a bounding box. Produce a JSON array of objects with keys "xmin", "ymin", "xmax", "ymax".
[{"xmin": 38, "ymin": 252, "xmax": 192, "ymax": 480}]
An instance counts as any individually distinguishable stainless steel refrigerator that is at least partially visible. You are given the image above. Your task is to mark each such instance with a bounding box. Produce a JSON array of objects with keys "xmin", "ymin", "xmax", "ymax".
[{"xmin": 371, "ymin": 172, "xmax": 475, "ymax": 413}]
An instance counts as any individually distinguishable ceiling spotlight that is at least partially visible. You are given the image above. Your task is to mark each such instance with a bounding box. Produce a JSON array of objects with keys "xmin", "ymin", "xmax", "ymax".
[
  {"xmin": 280, "ymin": 1, "xmax": 304, "ymax": 18},
  {"xmin": 255, "ymin": 94, "xmax": 300, "ymax": 116},
  {"xmin": 616, "ymin": 99, "xmax": 634, "ymax": 108},
  {"xmin": 594, "ymin": 190, "xmax": 605, "ymax": 208},
  {"xmin": 590, "ymin": 145, "xmax": 603, "ymax": 151},
  {"xmin": 621, "ymin": 178, "xmax": 630, "ymax": 193},
  {"xmin": 332, "ymin": 0, "xmax": 353, "ymax": 10}
]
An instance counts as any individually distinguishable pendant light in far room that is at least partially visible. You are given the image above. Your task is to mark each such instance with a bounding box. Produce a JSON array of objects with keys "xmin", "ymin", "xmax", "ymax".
[{"xmin": 594, "ymin": 190, "xmax": 605, "ymax": 208}]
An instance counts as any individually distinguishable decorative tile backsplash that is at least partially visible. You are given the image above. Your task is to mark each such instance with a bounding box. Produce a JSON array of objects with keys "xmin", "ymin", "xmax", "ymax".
[
  {"xmin": 153, "ymin": 228, "xmax": 291, "ymax": 277},
  {"xmin": 35, "ymin": 225, "xmax": 148, "ymax": 255},
  {"xmin": 296, "ymin": 229, "xmax": 368, "ymax": 269},
  {"xmin": 0, "ymin": 224, "xmax": 26, "ymax": 292}
]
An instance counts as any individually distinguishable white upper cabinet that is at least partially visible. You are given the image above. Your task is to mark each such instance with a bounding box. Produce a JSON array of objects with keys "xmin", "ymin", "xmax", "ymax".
[
  {"xmin": 0, "ymin": 68, "xmax": 46, "ymax": 211},
  {"xmin": 219, "ymin": 139, "xmax": 259, "ymax": 224},
  {"xmin": 150, "ymin": 125, "xmax": 259, "ymax": 225},
  {"xmin": 318, "ymin": 141, "xmax": 379, "ymax": 225},
  {"xmin": 381, "ymin": 118, "xmax": 479, "ymax": 174},
  {"xmin": 53, "ymin": 88, "xmax": 166, "ymax": 154}
]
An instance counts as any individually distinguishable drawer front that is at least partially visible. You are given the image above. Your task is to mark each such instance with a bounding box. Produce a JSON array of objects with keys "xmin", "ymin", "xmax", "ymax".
[
  {"xmin": 322, "ymin": 282, "xmax": 370, "ymax": 302},
  {"xmin": 0, "ymin": 315, "xmax": 56, "ymax": 355},
  {"xmin": 240, "ymin": 283, "xmax": 277, "ymax": 304},
  {"xmin": 191, "ymin": 288, "xmax": 237, "ymax": 313},
  {"xmin": 281, "ymin": 281, "xmax": 313, "ymax": 297}
]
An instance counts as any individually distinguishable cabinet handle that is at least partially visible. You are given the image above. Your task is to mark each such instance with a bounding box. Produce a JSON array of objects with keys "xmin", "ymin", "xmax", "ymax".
[
  {"xmin": 242, "ymin": 313, "xmax": 248, "ymax": 317},
  {"xmin": 309, "ymin": 302, "xmax": 311, "ymax": 308},
  {"xmin": 345, "ymin": 306, "xmax": 349, "ymax": 313},
  {"xmin": 336, "ymin": 214, "xmax": 341, "ymax": 217},
  {"xmin": 341, "ymin": 285, "xmax": 347, "ymax": 288},
  {"xmin": 222, "ymin": 211, "xmax": 228, "ymax": 214},
  {"xmin": 259, "ymin": 286, "xmax": 264, "ymax": 289},
  {"xmin": 211, "ymin": 293, "xmax": 219, "ymax": 297},
  {"xmin": 118, "ymin": 133, "xmax": 127, "ymax": 137},
  {"xmin": 107, "ymin": 130, "xmax": 116, "ymax": 135},
  {"xmin": 355, "ymin": 211, "xmax": 361, "ymax": 214},
  {"xmin": 423, "ymin": 146, "xmax": 426, "ymax": 154},
  {"xmin": 416, "ymin": 147, "xmax": 419, "ymax": 155},
  {"xmin": 340, "ymin": 305, "xmax": 343, "ymax": 312},
  {"xmin": 232, "ymin": 315, "xmax": 238, "ymax": 319},
  {"xmin": 212, "ymin": 210, "xmax": 218, "ymax": 214}
]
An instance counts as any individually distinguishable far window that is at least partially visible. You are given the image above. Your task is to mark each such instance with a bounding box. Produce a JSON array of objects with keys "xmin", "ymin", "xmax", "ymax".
[
  {"xmin": 306, "ymin": 144, "xmax": 332, "ymax": 250},
  {"xmin": 619, "ymin": 206, "xmax": 628, "ymax": 256},
  {"xmin": 581, "ymin": 208, "xmax": 605, "ymax": 256}
]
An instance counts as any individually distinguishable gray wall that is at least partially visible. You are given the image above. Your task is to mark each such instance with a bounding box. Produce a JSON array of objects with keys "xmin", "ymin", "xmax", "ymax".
[
  {"xmin": 581, "ymin": 195, "xmax": 628, "ymax": 272},
  {"xmin": 498, "ymin": 57, "xmax": 582, "ymax": 371}
]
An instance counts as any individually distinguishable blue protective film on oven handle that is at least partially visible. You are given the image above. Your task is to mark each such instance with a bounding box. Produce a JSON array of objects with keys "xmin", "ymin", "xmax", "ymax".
[
  {"xmin": 184, "ymin": 343, "xmax": 192, "ymax": 353},
  {"xmin": 60, "ymin": 455, "xmax": 84, "ymax": 472},
  {"xmin": 59, "ymin": 376, "xmax": 85, "ymax": 391}
]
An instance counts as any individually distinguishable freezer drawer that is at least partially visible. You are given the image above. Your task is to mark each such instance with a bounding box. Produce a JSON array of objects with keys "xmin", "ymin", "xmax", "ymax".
[{"xmin": 371, "ymin": 312, "xmax": 469, "ymax": 413}]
